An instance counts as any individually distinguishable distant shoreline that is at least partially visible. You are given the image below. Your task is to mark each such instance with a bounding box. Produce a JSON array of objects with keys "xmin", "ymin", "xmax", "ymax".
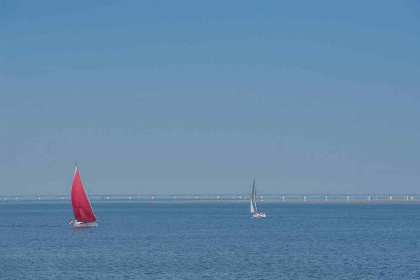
[{"xmin": 1, "ymin": 200, "xmax": 420, "ymax": 205}]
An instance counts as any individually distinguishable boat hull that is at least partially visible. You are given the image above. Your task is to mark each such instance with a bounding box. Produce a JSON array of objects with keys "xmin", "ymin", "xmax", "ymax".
[
  {"xmin": 252, "ymin": 213, "xmax": 266, "ymax": 218},
  {"xmin": 70, "ymin": 220, "xmax": 98, "ymax": 227}
]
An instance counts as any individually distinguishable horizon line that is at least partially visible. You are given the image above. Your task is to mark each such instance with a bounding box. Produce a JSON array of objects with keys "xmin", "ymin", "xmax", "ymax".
[{"xmin": 1, "ymin": 193, "xmax": 419, "ymax": 197}]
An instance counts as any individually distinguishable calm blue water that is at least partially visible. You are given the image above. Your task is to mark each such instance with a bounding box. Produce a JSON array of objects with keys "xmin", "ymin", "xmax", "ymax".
[{"xmin": 1, "ymin": 202, "xmax": 419, "ymax": 279}]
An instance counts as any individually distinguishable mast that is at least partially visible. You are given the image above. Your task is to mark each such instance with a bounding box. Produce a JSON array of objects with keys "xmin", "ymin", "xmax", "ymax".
[{"xmin": 253, "ymin": 180, "xmax": 258, "ymax": 213}]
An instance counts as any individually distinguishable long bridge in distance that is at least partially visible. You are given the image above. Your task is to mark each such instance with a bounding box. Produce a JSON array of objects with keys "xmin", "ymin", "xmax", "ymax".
[{"xmin": 1, "ymin": 194, "xmax": 419, "ymax": 203}]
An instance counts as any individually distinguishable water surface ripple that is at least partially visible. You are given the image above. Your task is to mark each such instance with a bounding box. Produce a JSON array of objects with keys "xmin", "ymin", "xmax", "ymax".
[{"xmin": 1, "ymin": 203, "xmax": 419, "ymax": 279}]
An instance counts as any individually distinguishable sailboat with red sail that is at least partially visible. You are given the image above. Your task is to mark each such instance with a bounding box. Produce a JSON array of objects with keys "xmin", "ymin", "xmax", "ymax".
[{"xmin": 70, "ymin": 166, "xmax": 98, "ymax": 227}]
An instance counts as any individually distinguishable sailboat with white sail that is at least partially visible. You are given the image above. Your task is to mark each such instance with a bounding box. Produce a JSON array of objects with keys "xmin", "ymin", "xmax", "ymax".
[
  {"xmin": 70, "ymin": 166, "xmax": 98, "ymax": 227},
  {"xmin": 250, "ymin": 180, "xmax": 266, "ymax": 218}
]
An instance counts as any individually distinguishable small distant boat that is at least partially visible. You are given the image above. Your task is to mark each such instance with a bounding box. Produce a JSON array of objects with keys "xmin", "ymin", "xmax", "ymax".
[
  {"xmin": 250, "ymin": 180, "xmax": 266, "ymax": 218},
  {"xmin": 70, "ymin": 166, "xmax": 98, "ymax": 227}
]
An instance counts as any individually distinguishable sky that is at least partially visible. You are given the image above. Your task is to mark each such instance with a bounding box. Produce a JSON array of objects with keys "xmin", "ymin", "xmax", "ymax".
[{"xmin": 1, "ymin": 0, "xmax": 419, "ymax": 196}]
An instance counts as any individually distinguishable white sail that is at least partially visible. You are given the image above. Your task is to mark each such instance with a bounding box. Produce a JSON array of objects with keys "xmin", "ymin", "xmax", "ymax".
[
  {"xmin": 250, "ymin": 180, "xmax": 257, "ymax": 213},
  {"xmin": 250, "ymin": 197, "xmax": 255, "ymax": 213}
]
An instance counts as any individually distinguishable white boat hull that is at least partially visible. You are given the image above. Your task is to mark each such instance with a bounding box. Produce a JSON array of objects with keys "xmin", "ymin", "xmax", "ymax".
[
  {"xmin": 252, "ymin": 212, "xmax": 266, "ymax": 218},
  {"xmin": 70, "ymin": 220, "xmax": 98, "ymax": 227}
]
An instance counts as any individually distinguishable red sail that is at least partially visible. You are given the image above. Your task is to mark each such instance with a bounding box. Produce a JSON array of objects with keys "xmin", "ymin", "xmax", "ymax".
[{"xmin": 71, "ymin": 168, "xmax": 96, "ymax": 223}]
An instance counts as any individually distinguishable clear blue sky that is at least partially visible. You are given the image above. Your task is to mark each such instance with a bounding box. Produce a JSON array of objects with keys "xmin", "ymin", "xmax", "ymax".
[{"xmin": 1, "ymin": 1, "xmax": 419, "ymax": 195}]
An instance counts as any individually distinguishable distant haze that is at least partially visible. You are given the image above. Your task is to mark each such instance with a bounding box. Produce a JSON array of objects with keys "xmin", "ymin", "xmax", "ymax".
[{"xmin": 1, "ymin": 1, "xmax": 419, "ymax": 195}]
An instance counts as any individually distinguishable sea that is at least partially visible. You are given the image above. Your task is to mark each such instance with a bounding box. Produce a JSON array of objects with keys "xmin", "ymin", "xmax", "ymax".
[{"xmin": 0, "ymin": 202, "xmax": 419, "ymax": 279}]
